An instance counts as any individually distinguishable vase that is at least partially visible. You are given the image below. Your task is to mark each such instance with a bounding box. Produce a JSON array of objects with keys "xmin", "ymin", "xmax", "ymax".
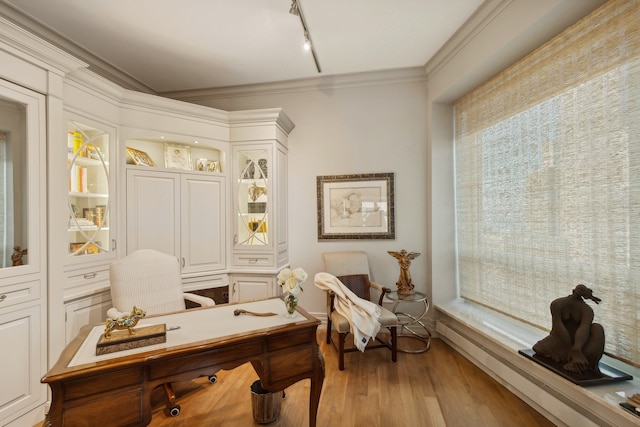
[{"xmin": 284, "ymin": 294, "xmax": 298, "ymax": 318}]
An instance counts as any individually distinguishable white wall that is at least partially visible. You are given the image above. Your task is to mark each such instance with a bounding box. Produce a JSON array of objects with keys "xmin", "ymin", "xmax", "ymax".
[
  {"xmin": 187, "ymin": 74, "xmax": 430, "ymax": 316},
  {"xmin": 172, "ymin": 0, "xmax": 605, "ymax": 320}
]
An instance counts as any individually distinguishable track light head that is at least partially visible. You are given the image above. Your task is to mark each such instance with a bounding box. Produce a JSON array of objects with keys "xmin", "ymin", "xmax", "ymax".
[
  {"xmin": 303, "ymin": 31, "xmax": 311, "ymax": 50},
  {"xmin": 289, "ymin": 0, "xmax": 299, "ymax": 16}
]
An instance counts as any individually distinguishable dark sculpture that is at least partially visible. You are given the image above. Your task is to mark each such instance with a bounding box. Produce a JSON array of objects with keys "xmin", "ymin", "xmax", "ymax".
[{"xmin": 533, "ymin": 284, "xmax": 605, "ymax": 374}]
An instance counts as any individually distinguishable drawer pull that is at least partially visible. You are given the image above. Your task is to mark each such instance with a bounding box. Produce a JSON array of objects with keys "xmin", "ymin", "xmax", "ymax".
[
  {"xmin": 249, "ymin": 259, "xmax": 258, "ymax": 264},
  {"xmin": 84, "ymin": 272, "xmax": 97, "ymax": 279},
  {"xmin": 0, "ymin": 294, "xmax": 6, "ymax": 302}
]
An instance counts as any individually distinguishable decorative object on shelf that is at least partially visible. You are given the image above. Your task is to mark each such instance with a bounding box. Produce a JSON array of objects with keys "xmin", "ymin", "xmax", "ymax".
[
  {"xmin": 248, "ymin": 182, "xmax": 267, "ymax": 202},
  {"xmin": 258, "ymin": 158, "xmax": 267, "ymax": 178},
  {"xmin": 164, "ymin": 144, "xmax": 192, "ymax": 170},
  {"xmin": 388, "ymin": 249, "xmax": 420, "ymax": 295},
  {"xmin": 248, "ymin": 181, "xmax": 268, "ymax": 213},
  {"xmin": 86, "ymin": 144, "xmax": 104, "ymax": 161},
  {"xmin": 316, "ymin": 172, "xmax": 395, "ymax": 240},
  {"xmin": 243, "ymin": 159, "xmax": 255, "ymax": 179},
  {"xmin": 69, "ymin": 242, "xmax": 101, "ymax": 255},
  {"xmin": 248, "ymin": 219, "xmax": 267, "ymax": 233},
  {"xmin": 126, "ymin": 146, "xmax": 156, "ymax": 167},
  {"xmin": 277, "ymin": 267, "xmax": 307, "ymax": 318},
  {"xmin": 11, "ymin": 246, "xmax": 27, "ymax": 266},
  {"xmin": 519, "ymin": 284, "xmax": 632, "ymax": 386},
  {"xmin": 195, "ymin": 158, "xmax": 208, "ymax": 171},
  {"xmin": 103, "ymin": 306, "xmax": 146, "ymax": 339},
  {"xmin": 207, "ymin": 159, "xmax": 221, "ymax": 172}
]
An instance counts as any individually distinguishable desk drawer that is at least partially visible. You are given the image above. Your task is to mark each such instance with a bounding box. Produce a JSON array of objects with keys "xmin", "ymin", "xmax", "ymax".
[
  {"xmin": 148, "ymin": 340, "xmax": 263, "ymax": 380},
  {"xmin": 63, "ymin": 367, "xmax": 144, "ymax": 400}
]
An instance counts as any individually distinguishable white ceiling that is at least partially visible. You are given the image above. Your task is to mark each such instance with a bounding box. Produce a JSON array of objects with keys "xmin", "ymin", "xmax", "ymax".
[{"xmin": 1, "ymin": 0, "xmax": 484, "ymax": 93}]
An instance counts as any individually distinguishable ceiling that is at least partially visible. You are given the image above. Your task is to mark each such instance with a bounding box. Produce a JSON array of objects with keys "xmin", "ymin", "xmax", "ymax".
[{"xmin": 0, "ymin": 0, "xmax": 484, "ymax": 94}]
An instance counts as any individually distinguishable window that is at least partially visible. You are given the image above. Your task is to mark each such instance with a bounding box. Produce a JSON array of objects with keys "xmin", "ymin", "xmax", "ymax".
[{"xmin": 454, "ymin": 0, "xmax": 640, "ymax": 366}]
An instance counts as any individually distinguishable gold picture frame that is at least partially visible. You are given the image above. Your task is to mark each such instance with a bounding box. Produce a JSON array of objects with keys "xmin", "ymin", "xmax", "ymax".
[{"xmin": 126, "ymin": 147, "xmax": 156, "ymax": 167}]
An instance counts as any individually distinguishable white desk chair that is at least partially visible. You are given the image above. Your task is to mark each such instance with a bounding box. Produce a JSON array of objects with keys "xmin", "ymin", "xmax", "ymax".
[{"xmin": 108, "ymin": 248, "xmax": 216, "ymax": 417}]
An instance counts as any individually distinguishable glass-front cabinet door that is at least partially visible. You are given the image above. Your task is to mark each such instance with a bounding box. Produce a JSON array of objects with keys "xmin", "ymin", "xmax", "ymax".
[
  {"xmin": 67, "ymin": 120, "xmax": 112, "ymax": 259},
  {"xmin": 235, "ymin": 147, "xmax": 270, "ymax": 248}
]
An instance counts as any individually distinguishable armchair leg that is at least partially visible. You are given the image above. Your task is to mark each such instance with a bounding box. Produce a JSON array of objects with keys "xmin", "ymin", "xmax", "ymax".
[
  {"xmin": 338, "ymin": 332, "xmax": 347, "ymax": 371},
  {"xmin": 390, "ymin": 326, "xmax": 398, "ymax": 363},
  {"xmin": 326, "ymin": 318, "xmax": 332, "ymax": 344}
]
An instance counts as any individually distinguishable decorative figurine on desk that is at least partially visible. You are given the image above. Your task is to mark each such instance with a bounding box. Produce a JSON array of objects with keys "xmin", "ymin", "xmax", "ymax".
[
  {"xmin": 388, "ymin": 249, "xmax": 420, "ymax": 295},
  {"xmin": 11, "ymin": 246, "xmax": 27, "ymax": 266},
  {"xmin": 103, "ymin": 306, "xmax": 146, "ymax": 339},
  {"xmin": 532, "ymin": 284, "xmax": 605, "ymax": 375}
]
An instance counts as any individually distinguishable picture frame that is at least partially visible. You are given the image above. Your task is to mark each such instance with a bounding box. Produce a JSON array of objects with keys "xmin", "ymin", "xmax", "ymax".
[
  {"xmin": 126, "ymin": 147, "xmax": 156, "ymax": 167},
  {"xmin": 316, "ymin": 172, "xmax": 395, "ymax": 240},
  {"xmin": 195, "ymin": 158, "xmax": 221, "ymax": 173},
  {"xmin": 164, "ymin": 144, "xmax": 191, "ymax": 170}
]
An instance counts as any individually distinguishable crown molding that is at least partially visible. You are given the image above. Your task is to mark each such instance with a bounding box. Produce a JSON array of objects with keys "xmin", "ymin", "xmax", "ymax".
[
  {"xmin": 161, "ymin": 67, "xmax": 428, "ymax": 103},
  {"xmin": 0, "ymin": 3, "xmax": 154, "ymax": 93}
]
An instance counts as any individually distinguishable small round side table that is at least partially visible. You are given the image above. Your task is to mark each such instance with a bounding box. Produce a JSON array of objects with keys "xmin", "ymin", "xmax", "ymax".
[{"xmin": 386, "ymin": 291, "xmax": 431, "ymax": 353}]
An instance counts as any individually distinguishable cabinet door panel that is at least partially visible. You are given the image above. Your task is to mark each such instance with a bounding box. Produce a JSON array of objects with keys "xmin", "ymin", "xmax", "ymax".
[
  {"xmin": 0, "ymin": 305, "xmax": 44, "ymax": 421},
  {"xmin": 181, "ymin": 175, "xmax": 225, "ymax": 274},
  {"xmin": 126, "ymin": 170, "xmax": 180, "ymax": 256}
]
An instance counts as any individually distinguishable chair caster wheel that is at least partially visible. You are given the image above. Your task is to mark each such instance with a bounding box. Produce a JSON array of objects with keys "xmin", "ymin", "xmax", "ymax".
[
  {"xmin": 208, "ymin": 374, "xmax": 217, "ymax": 384},
  {"xmin": 167, "ymin": 405, "xmax": 181, "ymax": 417}
]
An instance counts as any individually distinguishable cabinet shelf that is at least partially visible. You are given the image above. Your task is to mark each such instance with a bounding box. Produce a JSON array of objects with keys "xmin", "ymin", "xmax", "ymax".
[
  {"xmin": 68, "ymin": 154, "xmax": 108, "ymax": 167},
  {"xmin": 68, "ymin": 226, "xmax": 109, "ymax": 232},
  {"xmin": 69, "ymin": 192, "xmax": 109, "ymax": 198}
]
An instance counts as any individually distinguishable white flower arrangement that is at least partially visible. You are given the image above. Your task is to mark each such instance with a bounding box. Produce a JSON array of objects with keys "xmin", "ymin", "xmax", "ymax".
[{"xmin": 277, "ymin": 267, "xmax": 307, "ymax": 295}]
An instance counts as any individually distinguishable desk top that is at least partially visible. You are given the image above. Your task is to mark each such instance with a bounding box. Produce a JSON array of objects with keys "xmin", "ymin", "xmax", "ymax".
[{"xmin": 63, "ymin": 298, "xmax": 315, "ymax": 369}]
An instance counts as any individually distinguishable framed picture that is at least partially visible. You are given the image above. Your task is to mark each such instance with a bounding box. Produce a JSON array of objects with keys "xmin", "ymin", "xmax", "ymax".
[
  {"xmin": 126, "ymin": 147, "xmax": 156, "ymax": 167},
  {"xmin": 164, "ymin": 144, "xmax": 191, "ymax": 170},
  {"xmin": 316, "ymin": 172, "xmax": 395, "ymax": 240},
  {"xmin": 206, "ymin": 159, "xmax": 221, "ymax": 172},
  {"xmin": 195, "ymin": 158, "xmax": 208, "ymax": 171},
  {"xmin": 195, "ymin": 158, "xmax": 221, "ymax": 173}
]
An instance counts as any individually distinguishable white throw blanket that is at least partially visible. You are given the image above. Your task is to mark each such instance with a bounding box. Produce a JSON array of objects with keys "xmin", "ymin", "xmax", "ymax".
[{"xmin": 314, "ymin": 272, "xmax": 381, "ymax": 352}]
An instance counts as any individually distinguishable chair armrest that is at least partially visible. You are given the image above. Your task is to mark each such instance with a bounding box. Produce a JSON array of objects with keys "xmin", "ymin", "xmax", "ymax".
[
  {"xmin": 370, "ymin": 280, "xmax": 393, "ymax": 305},
  {"xmin": 106, "ymin": 307, "xmax": 129, "ymax": 320},
  {"xmin": 183, "ymin": 292, "xmax": 216, "ymax": 308}
]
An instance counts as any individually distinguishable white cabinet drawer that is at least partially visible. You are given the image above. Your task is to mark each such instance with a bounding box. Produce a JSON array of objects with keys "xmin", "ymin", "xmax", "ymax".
[
  {"xmin": 233, "ymin": 253, "xmax": 274, "ymax": 267},
  {"xmin": 0, "ymin": 280, "xmax": 40, "ymax": 308},
  {"xmin": 64, "ymin": 267, "xmax": 111, "ymax": 300}
]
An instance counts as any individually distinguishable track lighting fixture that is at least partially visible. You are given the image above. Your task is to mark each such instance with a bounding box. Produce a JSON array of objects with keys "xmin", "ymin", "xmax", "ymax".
[{"xmin": 289, "ymin": 0, "xmax": 321, "ymax": 73}]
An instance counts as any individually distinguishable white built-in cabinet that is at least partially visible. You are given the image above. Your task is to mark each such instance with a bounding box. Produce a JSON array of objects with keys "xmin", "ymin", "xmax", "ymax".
[
  {"xmin": 126, "ymin": 168, "xmax": 226, "ymax": 275},
  {"xmin": 228, "ymin": 112, "xmax": 292, "ymax": 302},
  {"xmin": 0, "ymin": 64, "xmax": 48, "ymax": 426},
  {"xmin": 0, "ymin": 15, "xmax": 294, "ymax": 427}
]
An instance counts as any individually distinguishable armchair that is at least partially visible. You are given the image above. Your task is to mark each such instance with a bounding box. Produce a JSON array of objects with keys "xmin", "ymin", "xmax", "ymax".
[
  {"xmin": 108, "ymin": 249, "xmax": 216, "ymax": 417},
  {"xmin": 319, "ymin": 251, "xmax": 397, "ymax": 370}
]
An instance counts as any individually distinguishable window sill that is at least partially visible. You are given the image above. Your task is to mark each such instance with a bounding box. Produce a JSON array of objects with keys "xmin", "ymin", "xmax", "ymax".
[{"xmin": 435, "ymin": 299, "xmax": 640, "ymax": 427}]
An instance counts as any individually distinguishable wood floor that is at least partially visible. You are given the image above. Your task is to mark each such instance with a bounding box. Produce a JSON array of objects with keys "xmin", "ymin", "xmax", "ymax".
[{"xmin": 135, "ymin": 329, "xmax": 553, "ymax": 427}]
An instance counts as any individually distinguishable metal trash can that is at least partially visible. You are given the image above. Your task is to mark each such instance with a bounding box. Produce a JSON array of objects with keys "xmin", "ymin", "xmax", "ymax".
[{"xmin": 250, "ymin": 380, "xmax": 282, "ymax": 423}]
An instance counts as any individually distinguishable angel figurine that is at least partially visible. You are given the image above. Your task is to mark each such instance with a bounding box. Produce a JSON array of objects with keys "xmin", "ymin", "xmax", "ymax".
[{"xmin": 388, "ymin": 249, "xmax": 420, "ymax": 295}]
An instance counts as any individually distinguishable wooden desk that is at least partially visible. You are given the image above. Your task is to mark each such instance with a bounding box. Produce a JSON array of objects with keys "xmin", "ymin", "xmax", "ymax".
[{"xmin": 41, "ymin": 298, "xmax": 324, "ymax": 427}]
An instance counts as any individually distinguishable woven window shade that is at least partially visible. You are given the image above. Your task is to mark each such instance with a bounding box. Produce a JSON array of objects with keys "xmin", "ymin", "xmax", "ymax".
[{"xmin": 454, "ymin": 0, "xmax": 640, "ymax": 366}]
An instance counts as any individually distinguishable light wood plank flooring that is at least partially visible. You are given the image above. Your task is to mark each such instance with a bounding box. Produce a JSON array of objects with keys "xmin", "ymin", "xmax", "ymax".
[{"xmin": 117, "ymin": 329, "xmax": 553, "ymax": 426}]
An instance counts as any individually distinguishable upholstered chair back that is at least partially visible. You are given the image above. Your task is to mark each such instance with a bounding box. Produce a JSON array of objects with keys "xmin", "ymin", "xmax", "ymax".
[{"xmin": 109, "ymin": 249, "xmax": 186, "ymax": 316}]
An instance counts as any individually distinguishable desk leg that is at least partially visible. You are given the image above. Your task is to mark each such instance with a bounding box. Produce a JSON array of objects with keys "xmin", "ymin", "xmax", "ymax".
[{"xmin": 309, "ymin": 349, "xmax": 325, "ymax": 427}]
